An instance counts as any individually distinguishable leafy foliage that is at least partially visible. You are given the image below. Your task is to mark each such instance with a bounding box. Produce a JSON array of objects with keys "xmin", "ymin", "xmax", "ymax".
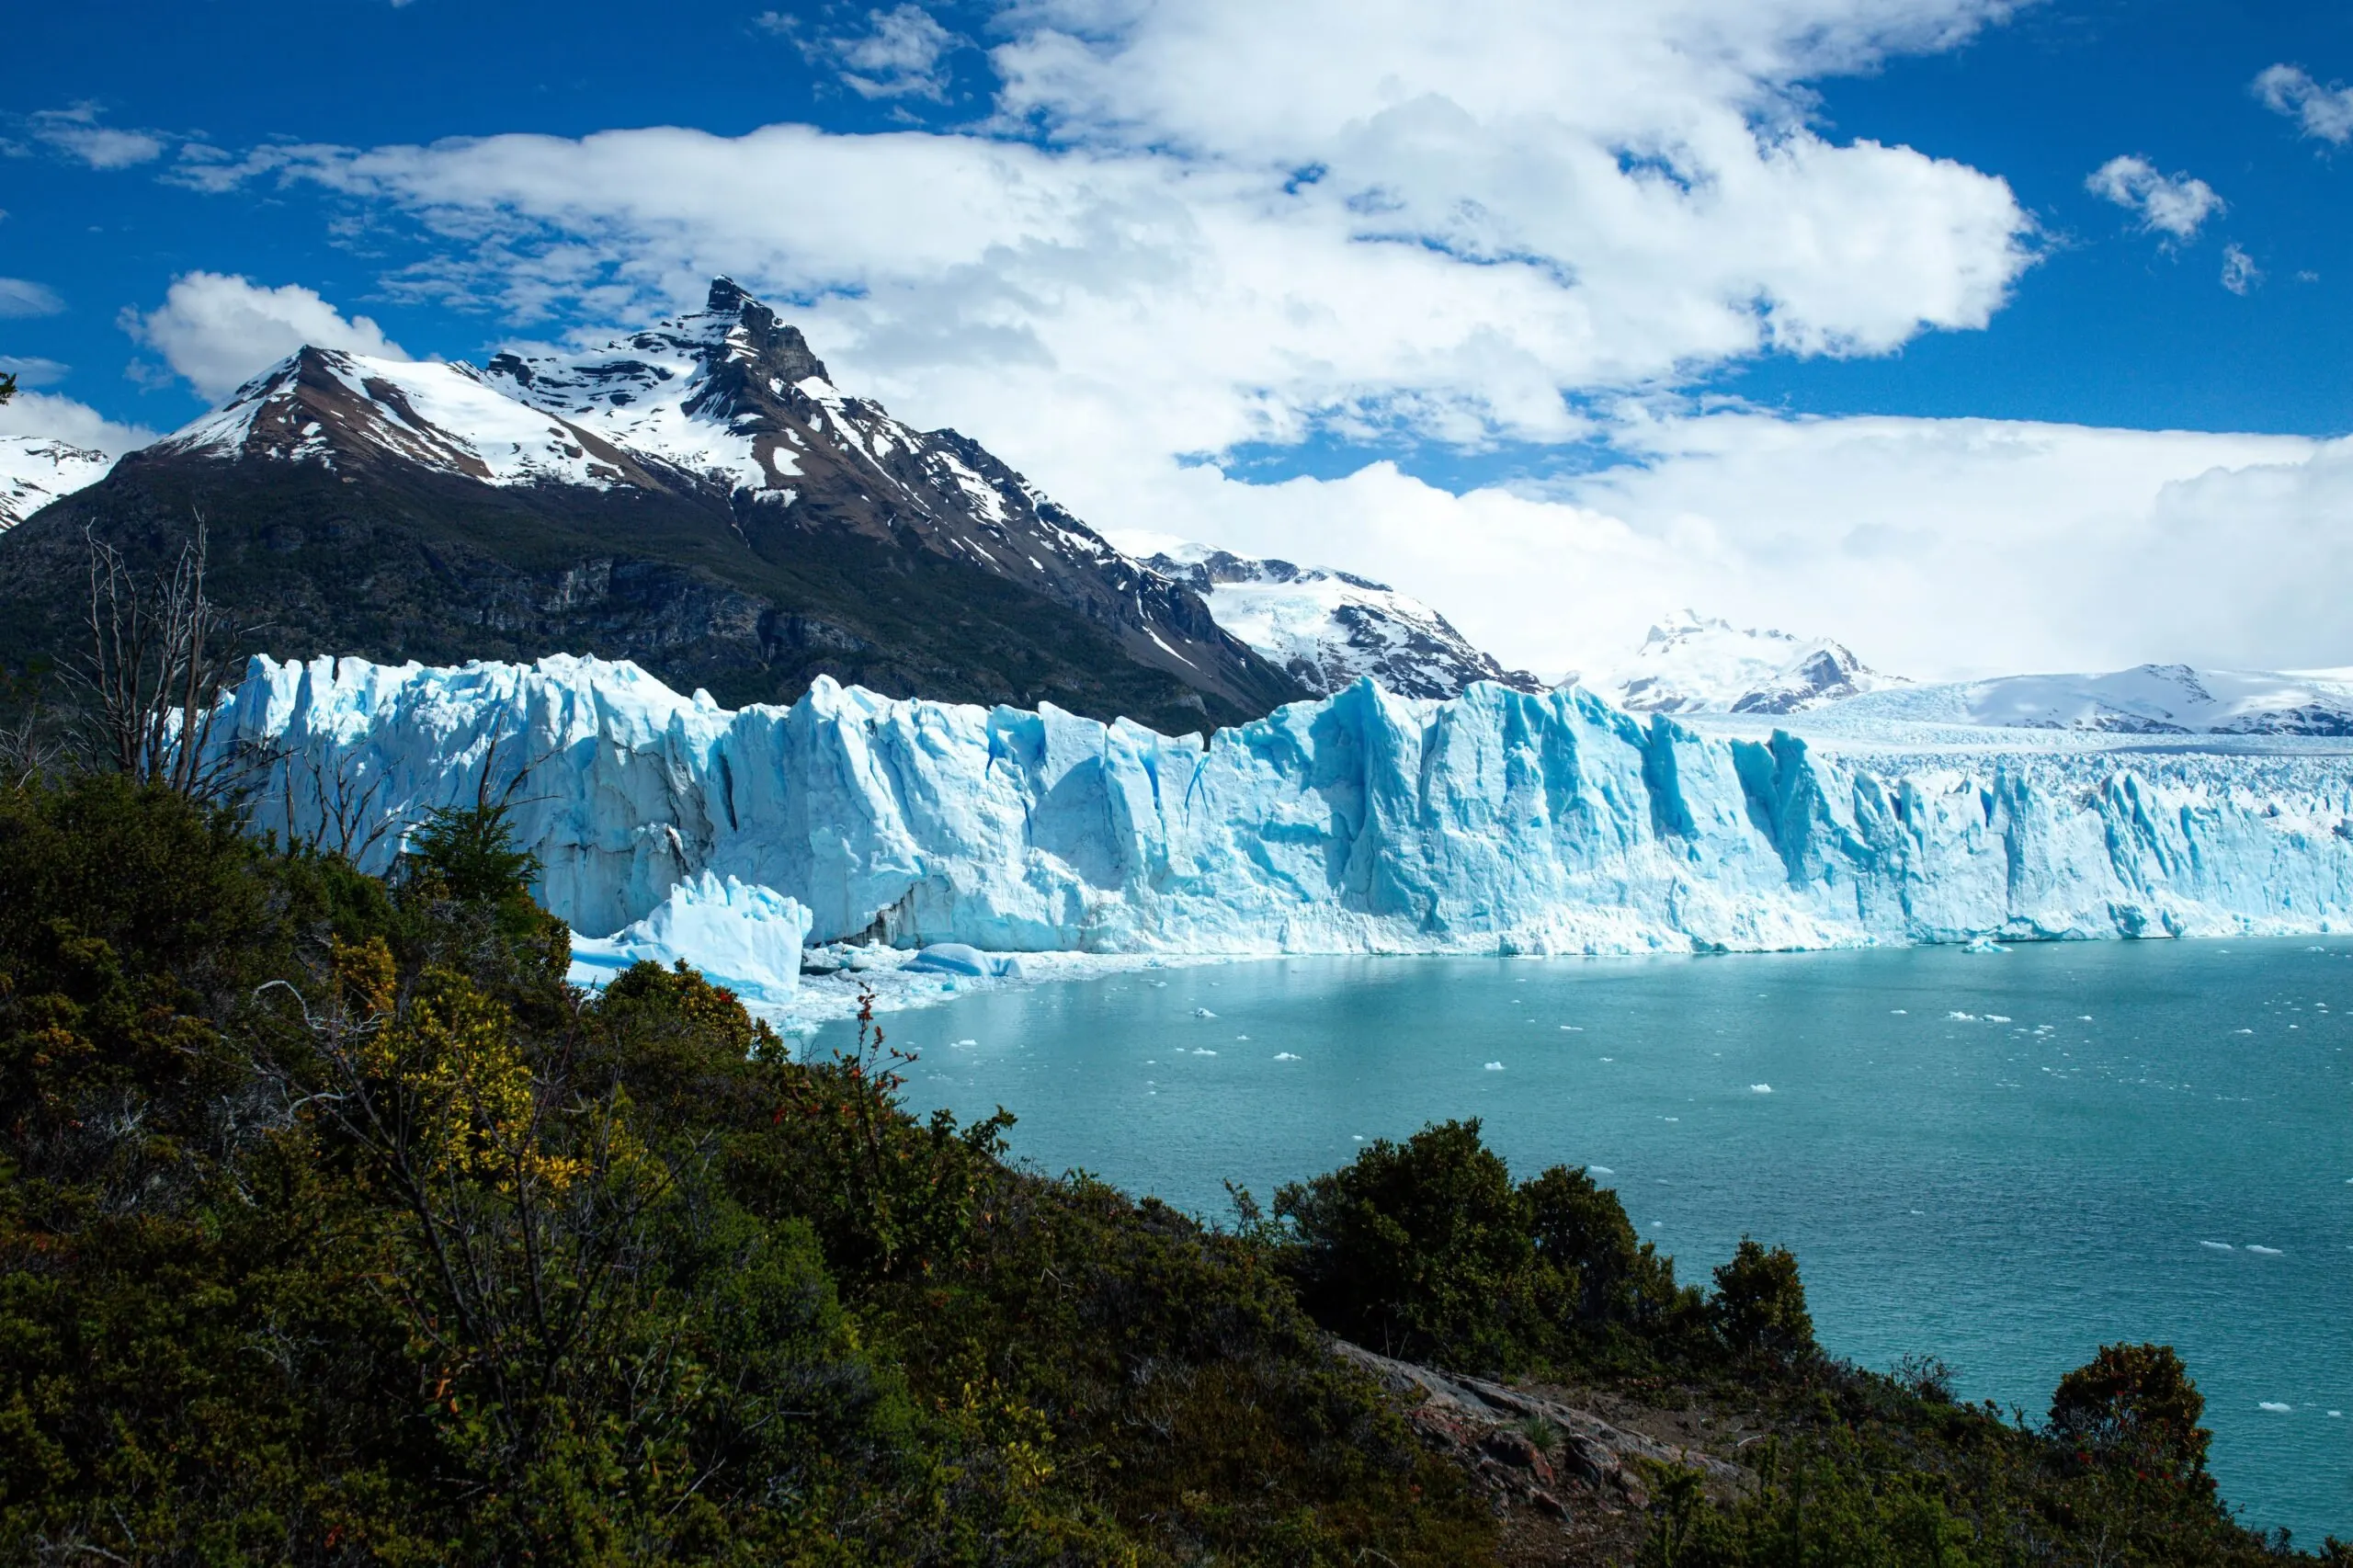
[
  {"xmin": 0, "ymin": 776, "xmax": 1485, "ymax": 1564},
  {"xmin": 0, "ymin": 778, "xmax": 2336, "ymax": 1565}
]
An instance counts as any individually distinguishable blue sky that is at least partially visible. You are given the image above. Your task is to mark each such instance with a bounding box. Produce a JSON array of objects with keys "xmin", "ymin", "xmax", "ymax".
[
  {"xmin": 8, "ymin": 0, "xmax": 2352, "ymax": 440},
  {"xmin": 6, "ymin": 1, "xmax": 2353, "ymax": 677}
]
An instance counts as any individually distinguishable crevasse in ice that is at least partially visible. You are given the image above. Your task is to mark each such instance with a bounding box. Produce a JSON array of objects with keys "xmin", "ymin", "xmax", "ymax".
[{"xmin": 217, "ymin": 654, "xmax": 2353, "ymax": 996}]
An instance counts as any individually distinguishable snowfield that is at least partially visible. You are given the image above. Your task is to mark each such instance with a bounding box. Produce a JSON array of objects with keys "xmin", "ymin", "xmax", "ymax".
[
  {"xmin": 1578, "ymin": 608, "xmax": 1905, "ymax": 715},
  {"xmin": 0, "ymin": 435, "xmax": 115, "ymax": 530},
  {"xmin": 212, "ymin": 654, "xmax": 2353, "ymax": 1019}
]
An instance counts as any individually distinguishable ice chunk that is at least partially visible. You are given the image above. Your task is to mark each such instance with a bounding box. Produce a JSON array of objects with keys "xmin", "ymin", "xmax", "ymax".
[
  {"xmin": 2199, "ymin": 1241, "xmax": 2235, "ymax": 1251},
  {"xmin": 2259, "ymin": 1402, "xmax": 2293, "ymax": 1413},
  {"xmin": 1273, "ymin": 1051, "xmax": 1301, "ymax": 1061},
  {"xmin": 2246, "ymin": 1244, "xmax": 2284, "ymax": 1256},
  {"xmin": 1750, "ymin": 1083, "xmax": 1774, "ymax": 1093},
  {"xmin": 568, "ymin": 870, "xmax": 811, "ymax": 1008},
  {"xmin": 905, "ymin": 942, "xmax": 1019, "ymax": 978},
  {"xmin": 1483, "ymin": 1061, "xmax": 1506, "ymax": 1071}
]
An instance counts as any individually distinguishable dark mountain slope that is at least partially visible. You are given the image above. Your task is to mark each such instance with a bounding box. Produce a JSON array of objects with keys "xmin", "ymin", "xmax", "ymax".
[{"xmin": 0, "ymin": 282, "xmax": 1305, "ymax": 732}]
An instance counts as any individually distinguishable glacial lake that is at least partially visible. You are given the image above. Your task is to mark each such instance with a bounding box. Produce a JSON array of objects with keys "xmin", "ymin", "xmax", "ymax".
[{"xmin": 808, "ymin": 937, "xmax": 2353, "ymax": 1544}]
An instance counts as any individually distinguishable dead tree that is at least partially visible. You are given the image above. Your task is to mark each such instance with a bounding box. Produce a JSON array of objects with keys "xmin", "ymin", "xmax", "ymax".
[{"xmin": 63, "ymin": 518, "xmax": 266, "ymax": 801}]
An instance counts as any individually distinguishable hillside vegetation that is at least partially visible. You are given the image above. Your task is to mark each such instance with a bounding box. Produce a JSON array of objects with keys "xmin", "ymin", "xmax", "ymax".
[{"xmin": 0, "ymin": 774, "xmax": 2340, "ymax": 1565}]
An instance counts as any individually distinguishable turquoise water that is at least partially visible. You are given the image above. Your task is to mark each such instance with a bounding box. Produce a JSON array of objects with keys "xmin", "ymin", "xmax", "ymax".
[{"xmin": 809, "ymin": 938, "xmax": 2353, "ymax": 1544}]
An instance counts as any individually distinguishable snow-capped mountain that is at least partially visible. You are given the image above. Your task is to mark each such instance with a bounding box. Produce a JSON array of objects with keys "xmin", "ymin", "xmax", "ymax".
[
  {"xmin": 1135, "ymin": 543, "xmax": 1541, "ymax": 700},
  {"xmin": 0, "ymin": 435, "xmax": 114, "ymax": 530},
  {"xmin": 1586, "ymin": 610, "xmax": 1904, "ymax": 715},
  {"xmin": 1823, "ymin": 663, "xmax": 2353, "ymax": 735},
  {"xmin": 0, "ymin": 280, "xmax": 1303, "ymax": 733}
]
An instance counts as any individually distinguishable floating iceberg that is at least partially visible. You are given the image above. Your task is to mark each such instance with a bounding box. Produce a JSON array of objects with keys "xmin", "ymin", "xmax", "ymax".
[{"xmin": 214, "ymin": 656, "xmax": 2353, "ymax": 989}]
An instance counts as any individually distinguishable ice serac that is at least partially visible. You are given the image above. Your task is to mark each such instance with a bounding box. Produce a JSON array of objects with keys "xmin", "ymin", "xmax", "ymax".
[{"xmin": 217, "ymin": 654, "xmax": 2353, "ymax": 965}]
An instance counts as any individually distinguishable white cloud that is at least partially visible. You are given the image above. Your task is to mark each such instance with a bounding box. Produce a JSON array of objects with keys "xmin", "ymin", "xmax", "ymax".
[
  {"xmin": 2253, "ymin": 63, "xmax": 2353, "ymax": 144},
  {"xmin": 222, "ymin": 0, "xmax": 2032, "ymax": 482},
  {"xmin": 2222, "ymin": 243, "xmax": 2260, "ymax": 295},
  {"xmin": 765, "ymin": 5, "xmax": 963, "ymax": 100},
  {"xmin": 166, "ymin": 3, "xmax": 2353, "ymax": 673},
  {"xmin": 0, "ymin": 355, "xmax": 70, "ymax": 387},
  {"xmin": 0, "ymin": 386, "xmax": 157, "ymax": 453},
  {"xmin": 123, "ymin": 272, "xmax": 411, "ymax": 399},
  {"xmin": 0, "ymin": 277, "xmax": 65, "ymax": 317},
  {"xmin": 1086, "ymin": 413, "xmax": 2331, "ymax": 680},
  {"xmin": 30, "ymin": 105, "xmax": 165, "ymax": 169},
  {"xmin": 2086, "ymin": 154, "xmax": 2222, "ymax": 241}
]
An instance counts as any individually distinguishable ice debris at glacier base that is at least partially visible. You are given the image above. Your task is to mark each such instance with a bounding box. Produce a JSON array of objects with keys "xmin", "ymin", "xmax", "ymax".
[
  {"xmin": 568, "ymin": 870, "xmax": 813, "ymax": 1010},
  {"xmin": 216, "ymin": 654, "xmax": 2353, "ymax": 1006}
]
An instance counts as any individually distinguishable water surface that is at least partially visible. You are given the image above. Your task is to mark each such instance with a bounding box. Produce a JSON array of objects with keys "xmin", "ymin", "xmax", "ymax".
[{"xmin": 811, "ymin": 938, "xmax": 2353, "ymax": 1542}]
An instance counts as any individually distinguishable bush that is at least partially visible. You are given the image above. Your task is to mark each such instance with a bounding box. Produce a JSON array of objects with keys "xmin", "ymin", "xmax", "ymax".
[
  {"xmin": 0, "ymin": 775, "xmax": 1494, "ymax": 1565},
  {"xmin": 2050, "ymin": 1341, "xmax": 2213, "ymax": 1486},
  {"xmin": 1709, "ymin": 1237, "xmax": 1816, "ymax": 1367}
]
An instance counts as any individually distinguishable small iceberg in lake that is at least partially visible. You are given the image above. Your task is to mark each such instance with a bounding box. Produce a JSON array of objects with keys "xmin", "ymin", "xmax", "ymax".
[
  {"xmin": 2199, "ymin": 1241, "xmax": 2234, "ymax": 1251},
  {"xmin": 1948, "ymin": 1011, "xmax": 1977, "ymax": 1021},
  {"xmin": 1273, "ymin": 1051, "xmax": 1301, "ymax": 1061},
  {"xmin": 2246, "ymin": 1244, "xmax": 2283, "ymax": 1256},
  {"xmin": 1190, "ymin": 1048, "xmax": 1218, "ymax": 1057},
  {"xmin": 1192, "ymin": 1006, "xmax": 1218, "ymax": 1018},
  {"xmin": 1483, "ymin": 1061, "xmax": 1506, "ymax": 1071},
  {"xmin": 1964, "ymin": 936, "xmax": 2008, "ymax": 954},
  {"xmin": 904, "ymin": 942, "xmax": 1022, "ymax": 979},
  {"xmin": 2259, "ymin": 1402, "xmax": 2294, "ymax": 1413},
  {"xmin": 1750, "ymin": 1083, "xmax": 1774, "ymax": 1094}
]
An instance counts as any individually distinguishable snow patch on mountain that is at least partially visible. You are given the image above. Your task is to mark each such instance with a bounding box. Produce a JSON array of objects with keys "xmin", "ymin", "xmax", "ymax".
[
  {"xmin": 0, "ymin": 435, "xmax": 115, "ymax": 530},
  {"xmin": 1822, "ymin": 664, "xmax": 2353, "ymax": 736},
  {"xmin": 1586, "ymin": 610, "xmax": 1904, "ymax": 715},
  {"xmin": 155, "ymin": 348, "xmax": 643, "ymax": 488},
  {"xmin": 1131, "ymin": 541, "xmax": 1540, "ymax": 700},
  {"xmin": 211, "ymin": 655, "xmax": 2353, "ymax": 1019}
]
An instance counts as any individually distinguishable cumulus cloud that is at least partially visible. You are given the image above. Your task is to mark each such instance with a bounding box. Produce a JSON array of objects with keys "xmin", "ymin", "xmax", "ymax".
[
  {"xmin": 123, "ymin": 273, "xmax": 410, "ymax": 399},
  {"xmin": 2253, "ymin": 63, "xmax": 2353, "ymax": 144},
  {"xmin": 2086, "ymin": 154, "xmax": 2222, "ymax": 241},
  {"xmin": 0, "ymin": 277, "xmax": 65, "ymax": 318},
  {"xmin": 211, "ymin": 0, "xmax": 2033, "ymax": 480},
  {"xmin": 29, "ymin": 104, "xmax": 165, "ymax": 169},
  {"xmin": 0, "ymin": 386, "xmax": 157, "ymax": 453},
  {"xmin": 163, "ymin": 2, "xmax": 2353, "ymax": 672},
  {"xmin": 2222, "ymin": 243, "xmax": 2261, "ymax": 295},
  {"xmin": 765, "ymin": 5, "xmax": 963, "ymax": 100}
]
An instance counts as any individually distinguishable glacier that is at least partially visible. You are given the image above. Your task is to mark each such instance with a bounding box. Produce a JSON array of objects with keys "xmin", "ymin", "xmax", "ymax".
[{"xmin": 213, "ymin": 653, "xmax": 2353, "ymax": 1009}]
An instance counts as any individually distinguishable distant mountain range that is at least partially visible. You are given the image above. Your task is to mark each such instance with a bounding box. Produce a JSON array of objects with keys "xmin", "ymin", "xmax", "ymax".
[
  {"xmin": 1822, "ymin": 663, "xmax": 2353, "ymax": 736},
  {"xmin": 1134, "ymin": 543, "xmax": 1542, "ymax": 700},
  {"xmin": 0, "ymin": 280, "xmax": 1304, "ymax": 733},
  {"xmin": 1578, "ymin": 609, "xmax": 1904, "ymax": 715},
  {"xmin": 8, "ymin": 295, "xmax": 2347, "ymax": 739}
]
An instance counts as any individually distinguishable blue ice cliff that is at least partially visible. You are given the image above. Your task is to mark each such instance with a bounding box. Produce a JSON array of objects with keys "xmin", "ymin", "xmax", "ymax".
[{"xmin": 217, "ymin": 655, "xmax": 2353, "ymax": 1004}]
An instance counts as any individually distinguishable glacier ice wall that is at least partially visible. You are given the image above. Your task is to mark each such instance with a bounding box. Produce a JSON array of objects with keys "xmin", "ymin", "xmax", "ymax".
[{"xmin": 216, "ymin": 654, "xmax": 2353, "ymax": 957}]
